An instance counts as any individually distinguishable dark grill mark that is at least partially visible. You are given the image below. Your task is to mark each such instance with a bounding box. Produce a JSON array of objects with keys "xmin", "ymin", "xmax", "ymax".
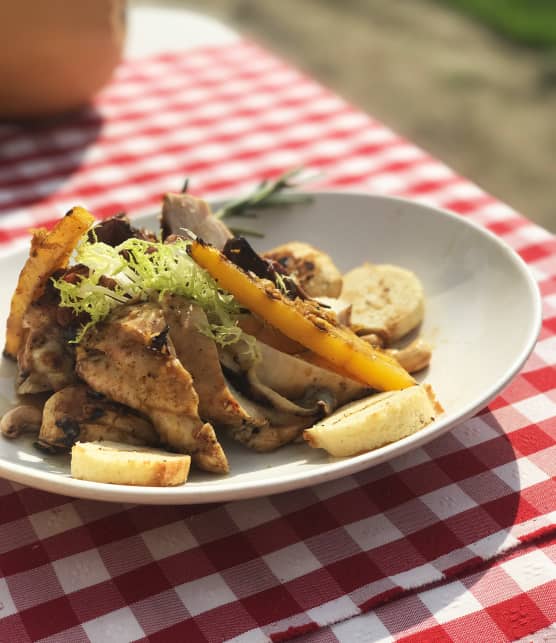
[{"xmin": 55, "ymin": 417, "xmax": 81, "ymax": 447}]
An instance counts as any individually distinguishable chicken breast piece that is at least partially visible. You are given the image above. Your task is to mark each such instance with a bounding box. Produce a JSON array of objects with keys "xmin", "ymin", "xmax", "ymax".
[
  {"xmin": 38, "ymin": 385, "xmax": 159, "ymax": 452},
  {"xmin": 263, "ymin": 241, "xmax": 343, "ymax": 298},
  {"xmin": 76, "ymin": 302, "xmax": 229, "ymax": 474},
  {"xmin": 160, "ymin": 294, "xmax": 303, "ymax": 451},
  {"xmin": 161, "ymin": 193, "xmax": 232, "ymax": 249},
  {"xmin": 161, "ymin": 294, "xmax": 251, "ymax": 428}
]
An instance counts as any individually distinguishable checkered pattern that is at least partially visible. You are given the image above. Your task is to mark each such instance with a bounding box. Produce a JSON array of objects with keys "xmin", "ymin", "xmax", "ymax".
[
  {"xmin": 294, "ymin": 537, "xmax": 556, "ymax": 643},
  {"xmin": 0, "ymin": 41, "xmax": 554, "ymax": 642}
]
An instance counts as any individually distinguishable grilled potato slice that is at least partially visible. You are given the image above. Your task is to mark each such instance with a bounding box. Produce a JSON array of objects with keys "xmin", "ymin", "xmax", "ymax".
[
  {"xmin": 71, "ymin": 441, "xmax": 190, "ymax": 486},
  {"xmin": 304, "ymin": 385, "xmax": 440, "ymax": 457},
  {"xmin": 342, "ymin": 263, "xmax": 424, "ymax": 342},
  {"xmin": 4, "ymin": 206, "xmax": 94, "ymax": 358},
  {"xmin": 263, "ymin": 241, "xmax": 342, "ymax": 297}
]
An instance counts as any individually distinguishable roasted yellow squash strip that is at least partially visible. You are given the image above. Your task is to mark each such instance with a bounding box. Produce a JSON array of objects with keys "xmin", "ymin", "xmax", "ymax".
[
  {"xmin": 190, "ymin": 240, "xmax": 415, "ymax": 391},
  {"xmin": 4, "ymin": 207, "xmax": 94, "ymax": 358}
]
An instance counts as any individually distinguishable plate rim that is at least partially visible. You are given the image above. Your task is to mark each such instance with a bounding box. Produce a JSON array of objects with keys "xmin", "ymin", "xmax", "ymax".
[{"xmin": 0, "ymin": 191, "xmax": 543, "ymax": 504}]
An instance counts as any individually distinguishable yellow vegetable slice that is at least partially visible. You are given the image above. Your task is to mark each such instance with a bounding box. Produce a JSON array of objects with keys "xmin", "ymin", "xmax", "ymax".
[
  {"xmin": 4, "ymin": 206, "xmax": 94, "ymax": 358},
  {"xmin": 189, "ymin": 240, "xmax": 415, "ymax": 391}
]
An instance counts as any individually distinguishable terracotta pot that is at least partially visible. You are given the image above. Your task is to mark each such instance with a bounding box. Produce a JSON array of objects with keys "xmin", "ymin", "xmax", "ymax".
[{"xmin": 0, "ymin": 0, "xmax": 126, "ymax": 119}]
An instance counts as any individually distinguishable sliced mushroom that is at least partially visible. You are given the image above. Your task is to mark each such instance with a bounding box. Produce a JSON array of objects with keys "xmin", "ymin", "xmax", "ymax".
[
  {"xmin": 218, "ymin": 337, "xmax": 366, "ymax": 452},
  {"xmin": 360, "ymin": 333, "xmax": 385, "ymax": 348},
  {"xmin": 246, "ymin": 367, "xmax": 335, "ymax": 417},
  {"xmin": 249, "ymin": 341, "xmax": 369, "ymax": 407},
  {"xmin": 1, "ymin": 405, "xmax": 42, "ymax": 439},
  {"xmin": 315, "ymin": 297, "xmax": 352, "ymax": 326},
  {"xmin": 224, "ymin": 380, "xmax": 315, "ymax": 452},
  {"xmin": 386, "ymin": 338, "xmax": 432, "ymax": 373}
]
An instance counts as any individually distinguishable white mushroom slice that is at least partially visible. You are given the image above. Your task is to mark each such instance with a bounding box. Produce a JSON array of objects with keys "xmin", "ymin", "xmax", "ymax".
[
  {"xmin": 263, "ymin": 241, "xmax": 343, "ymax": 297},
  {"xmin": 1, "ymin": 405, "xmax": 42, "ymax": 439},
  {"xmin": 246, "ymin": 367, "xmax": 336, "ymax": 416},
  {"xmin": 218, "ymin": 336, "xmax": 259, "ymax": 373},
  {"xmin": 304, "ymin": 385, "xmax": 440, "ymax": 457},
  {"xmin": 251, "ymin": 341, "xmax": 369, "ymax": 407},
  {"xmin": 360, "ymin": 333, "xmax": 384, "ymax": 348},
  {"xmin": 315, "ymin": 297, "xmax": 352, "ymax": 326},
  {"xmin": 341, "ymin": 263, "xmax": 425, "ymax": 342},
  {"xmin": 229, "ymin": 420, "xmax": 308, "ymax": 453},
  {"xmin": 386, "ymin": 338, "xmax": 432, "ymax": 373},
  {"xmin": 224, "ymin": 381, "xmax": 315, "ymax": 452}
]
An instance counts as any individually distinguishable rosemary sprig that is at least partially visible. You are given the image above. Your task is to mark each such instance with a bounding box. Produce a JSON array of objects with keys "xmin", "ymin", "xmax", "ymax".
[
  {"xmin": 213, "ymin": 167, "xmax": 313, "ymax": 221},
  {"xmin": 227, "ymin": 226, "xmax": 265, "ymax": 238}
]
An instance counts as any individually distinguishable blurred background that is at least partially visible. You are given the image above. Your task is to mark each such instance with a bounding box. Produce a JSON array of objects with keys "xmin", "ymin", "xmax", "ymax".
[{"xmin": 133, "ymin": 0, "xmax": 556, "ymax": 232}]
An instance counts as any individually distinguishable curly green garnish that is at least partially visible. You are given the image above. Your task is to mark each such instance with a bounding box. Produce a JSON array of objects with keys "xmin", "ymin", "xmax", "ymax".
[{"xmin": 53, "ymin": 236, "xmax": 243, "ymax": 345}]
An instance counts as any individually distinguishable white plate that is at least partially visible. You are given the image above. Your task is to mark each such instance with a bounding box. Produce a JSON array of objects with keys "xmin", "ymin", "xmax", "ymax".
[{"xmin": 0, "ymin": 192, "xmax": 541, "ymax": 504}]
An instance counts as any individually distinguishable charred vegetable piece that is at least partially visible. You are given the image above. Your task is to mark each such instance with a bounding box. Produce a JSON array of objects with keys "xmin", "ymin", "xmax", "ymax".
[
  {"xmin": 89, "ymin": 212, "xmax": 156, "ymax": 247},
  {"xmin": 189, "ymin": 241, "xmax": 415, "ymax": 391},
  {"xmin": 4, "ymin": 206, "xmax": 94, "ymax": 359},
  {"xmin": 223, "ymin": 237, "xmax": 305, "ymax": 300}
]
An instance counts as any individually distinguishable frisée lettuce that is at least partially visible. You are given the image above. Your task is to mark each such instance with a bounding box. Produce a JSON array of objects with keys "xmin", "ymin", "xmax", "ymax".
[{"xmin": 53, "ymin": 235, "xmax": 244, "ymax": 346}]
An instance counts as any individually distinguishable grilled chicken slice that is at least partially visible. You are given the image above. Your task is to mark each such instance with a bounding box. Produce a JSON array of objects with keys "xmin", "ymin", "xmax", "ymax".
[
  {"xmin": 263, "ymin": 241, "xmax": 343, "ymax": 298},
  {"xmin": 161, "ymin": 193, "xmax": 232, "ymax": 249},
  {"xmin": 76, "ymin": 302, "xmax": 229, "ymax": 474},
  {"xmin": 161, "ymin": 295, "xmax": 306, "ymax": 450},
  {"xmin": 17, "ymin": 302, "xmax": 77, "ymax": 394},
  {"xmin": 161, "ymin": 294, "xmax": 251, "ymax": 428},
  {"xmin": 37, "ymin": 385, "xmax": 159, "ymax": 452}
]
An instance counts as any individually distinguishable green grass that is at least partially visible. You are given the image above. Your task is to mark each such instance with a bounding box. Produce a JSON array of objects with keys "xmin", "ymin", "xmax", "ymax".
[{"xmin": 440, "ymin": 0, "xmax": 556, "ymax": 48}]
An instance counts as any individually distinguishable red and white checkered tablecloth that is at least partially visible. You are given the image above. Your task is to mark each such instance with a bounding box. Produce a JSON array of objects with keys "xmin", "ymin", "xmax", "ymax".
[{"xmin": 0, "ymin": 40, "xmax": 554, "ymax": 643}]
